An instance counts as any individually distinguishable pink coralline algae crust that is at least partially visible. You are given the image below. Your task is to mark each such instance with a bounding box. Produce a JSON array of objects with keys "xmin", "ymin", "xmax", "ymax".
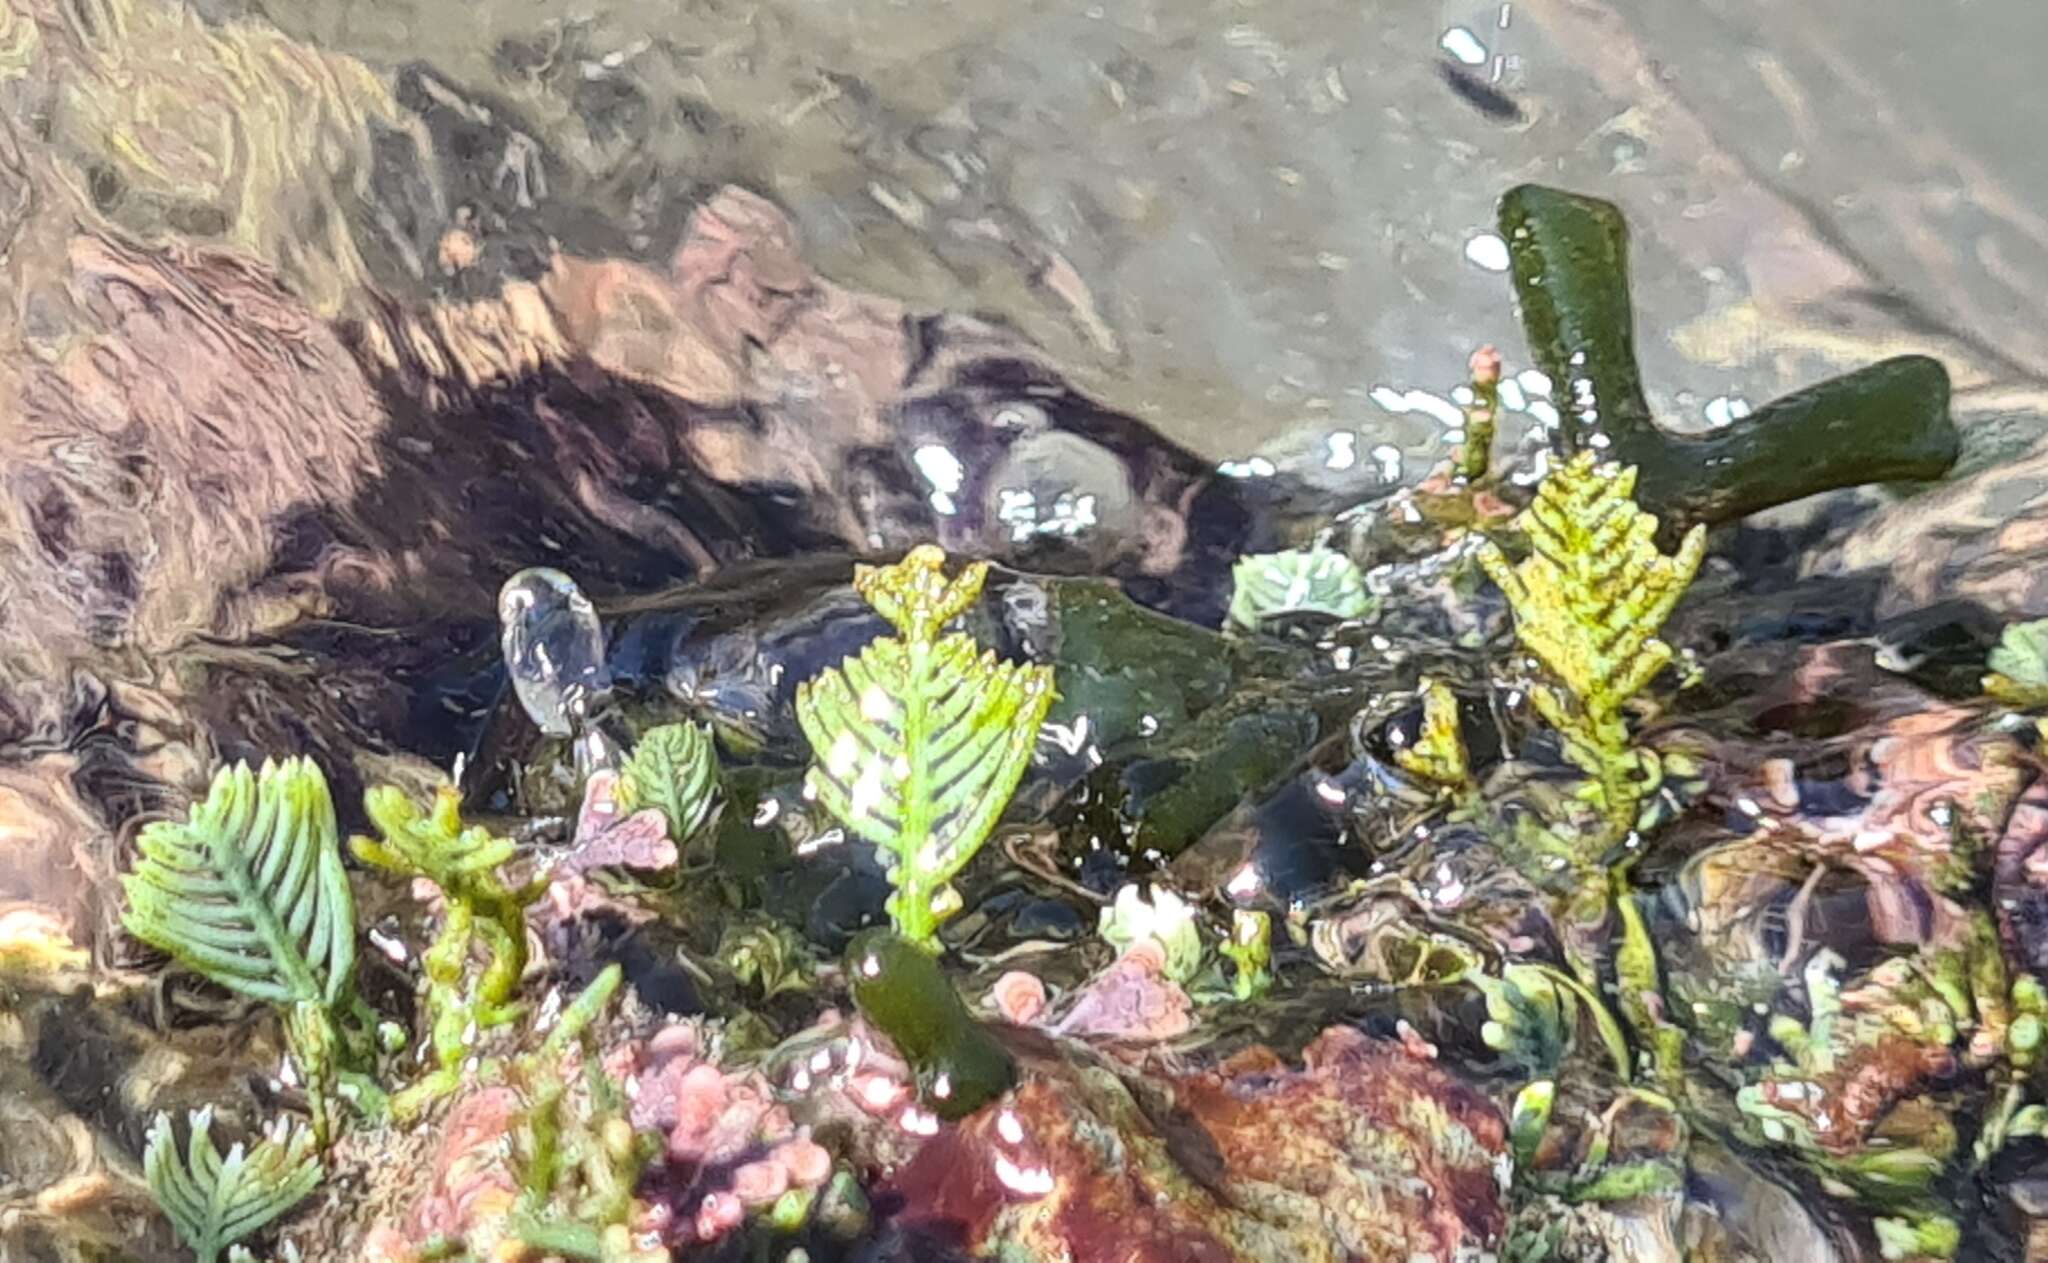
[
  {"xmin": 983, "ymin": 943, "xmax": 1193, "ymax": 1044},
  {"xmin": 620, "ymin": 1023, "xmax": 838, "ymax": 1248},
  {"xmin": 1048, "ymin": 941, "xmax": 1194, "ymax": 1043},
  {"xmin": 564, "ymin": 770, "xmax": 680, "ymax": 879},
  {"xmin": 357, "ymin": 1086, "xmax": 525, "ymax": 1261}
]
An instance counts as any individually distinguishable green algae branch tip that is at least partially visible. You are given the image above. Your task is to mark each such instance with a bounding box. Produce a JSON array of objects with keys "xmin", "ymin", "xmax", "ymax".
[
  {"xmin": 1509, "ymin": 1080, "xmax": 1555, "ymax": 1169},
  {"xmin": 846, "ymin": 929, "xmax": 1017, "ymax": 1121},
  {"xmin": 1456, "ymin": 345, "xmax": 1505, "ymax": 482},
  {"xmin": 122, "ymin": 757, "xmax": 365, "ymax": 1143},
  {"xmin": 796, "ymin": 546, "xmax": 1056, "ymax": 950},
  {"xmin": 1495, "ymin": 184, "xmax": 1648, "ymax": 443},
  {"xmin": 352, "ymin": 784, "xmax": 537, "ymax": 1119},
  {"xmin": 1497, "ymin": 183, "xmax": 1957, "ymax": 532},
  {"xmin": 144, "ymin": 1108, "xmax": 322, "ymax": 1263}
]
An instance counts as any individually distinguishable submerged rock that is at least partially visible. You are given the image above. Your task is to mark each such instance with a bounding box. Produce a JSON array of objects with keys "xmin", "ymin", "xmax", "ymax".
[
  {"xmin": 1805, "ymin": 430, "xmax": 2048, "ymax": 622},
  {"xmin": 873, "ymin": 1024, "xmax": 1506, "ymax": 1262}
]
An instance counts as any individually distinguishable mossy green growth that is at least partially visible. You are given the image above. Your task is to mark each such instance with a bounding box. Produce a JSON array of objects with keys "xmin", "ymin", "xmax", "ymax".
[
  {"xmin": 1738, "ymin": 950, "xmax": 1963, "ymax": 1240},
  {"xmin": 1098, "ymin": 883, "xmax": 1203, "ymax": 984},
  {"xmin": 407, "ymin": 965, "xmax": 657, "ymax": 1262},
  {"xmin": 143, "ymin": 1107, "xmax": 322, "ymax": 1263},
  {"xmin": 795, "ymin": 546, "xmax": 1056, "ymax": 949},
  {"xmin": 1874, "ymin": 1215, "xmax": 1961, "ymax": 1262},
  {"xmin": 846, "ymin": 929, "xmax": 1017, "ymax": 1121},
  {"xmin": 121, "ymin": 758, "xmax": 380, "ymax": 1143},
  {"xmin": 351, "ymin": 785, "xmax": 544, "ymax": 1118},
  {"xmin": 719, "ymin": 918, "xmax": 817, "ymax": 1002}
]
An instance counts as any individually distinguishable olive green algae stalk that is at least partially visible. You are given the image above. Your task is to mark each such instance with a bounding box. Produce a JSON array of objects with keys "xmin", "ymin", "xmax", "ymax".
[
  {"xmin": 1497, "ymin": 183, "xmax": 1958, "ymax": 534},
  {"xmin": 846, "ymin": 928, "xmax": 1018, "ymax": 1121},
  {"xmin": 1455, "ymin": 345, "xmax": 1504, "ymax": 482},
  {"xmin": 795, "ymin": 546, "xmax": 1056, "ymax": 950}
]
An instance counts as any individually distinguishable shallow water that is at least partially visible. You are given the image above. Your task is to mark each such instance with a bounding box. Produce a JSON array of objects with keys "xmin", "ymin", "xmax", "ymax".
[
  {"xmin": 244, "ymin": 0, "xmax": 2048, "ymax": 462},
  {"xmin": 6, "ymin": 2, "xmax": 2048, "ymax": 1262}
]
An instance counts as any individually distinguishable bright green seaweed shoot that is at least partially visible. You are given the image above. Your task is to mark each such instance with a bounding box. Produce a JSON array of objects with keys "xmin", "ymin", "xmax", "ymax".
[
  {"xmin": 795, "ymin": 546, "xmax": 1056, "ymax": 950},
  {"xmin": 351, "ymin": 784, "xmax": 544, "ymax": 1118},
  {"xmin": 121, "ymin": 757, "xmax": 383, "ymax": 1143}
]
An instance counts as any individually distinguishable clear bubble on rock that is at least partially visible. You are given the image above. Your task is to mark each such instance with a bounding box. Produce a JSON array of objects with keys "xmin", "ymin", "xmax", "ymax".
[{"xmin": 498, "ymin": 567, "xmax": 611, "ymax": 738}]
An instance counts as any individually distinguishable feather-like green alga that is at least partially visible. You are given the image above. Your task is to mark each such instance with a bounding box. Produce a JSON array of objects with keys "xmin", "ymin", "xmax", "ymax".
[
  {"xmin": 795, "ymin": 546, "xmax": 1056, "ymax": 949},
  {"xmin": 121, "ymin": 758, "xmax": 368, "ymax": 1142},
  {"xmin": 616, "ymin": 721, "xmax": 720, "ymax": 843},
  {"xmin": 143, "ymin": 1107, "xmax": 321, "ymax": 1263},
  {"xmin": 1477, "ymin": 451, "xmax": 1705, "ymax": 842}
]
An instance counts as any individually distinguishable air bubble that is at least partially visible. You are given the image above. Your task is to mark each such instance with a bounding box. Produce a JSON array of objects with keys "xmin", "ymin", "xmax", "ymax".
[{"xmin": 498, "ymin": 567, "xmax": 611, "ymax": 738}]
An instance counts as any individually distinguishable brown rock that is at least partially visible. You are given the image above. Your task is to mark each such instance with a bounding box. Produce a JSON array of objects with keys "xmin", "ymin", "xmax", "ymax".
[
  {"xmin": 1804, "ymin": 432, "xmax": 2048, "ymax": 619},
  {"xmin": 880, "ymin": 1025, "xmax": 1507, "ymax": 1262}
]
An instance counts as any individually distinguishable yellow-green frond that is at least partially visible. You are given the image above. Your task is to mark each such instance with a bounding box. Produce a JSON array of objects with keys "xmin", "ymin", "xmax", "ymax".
[
  {"xmin": 797, "ymin": 548, "xmax": 1055, "ymax": 948},
  {"xmin": 1478, "ymin": 451, "xmax": 1704, "ymax": 726},
  {"xmin": 854, "ymin": 545, "xmax": 990, "ymax": 642}
]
